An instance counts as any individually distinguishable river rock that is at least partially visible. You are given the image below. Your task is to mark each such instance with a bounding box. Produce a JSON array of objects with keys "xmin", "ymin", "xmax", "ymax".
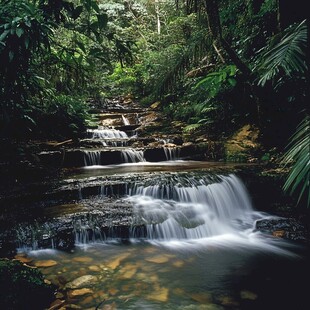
[
  {"xmin": 119, "ymin": 263, "xmax": 137, "ymax": 279},
  {"xmin": 255, "ymin": 218, "xmax": 308, "ymax": 242},
  {"xmin": 67, "ymin": 288, "xmax": 93, "ymax": 298},
  {"xmin": 224, "ymin": 124, "xmax": 261, "ymax": 162},
  {"xmin": 34, "ymin": 260, "xmax": 57, "ymax": 267},
  {"xmin": 240, "ymin": 290, "xmax": 258, "ymax": 300},
  {"xmin": 108, "ymin": 288, "xmax": 119, "ymax": 296},
  {"xmin": 60, "ymin": 304, "xmax": 81, "ymax": 309},
  {"xmin": 65, "ymin": 275, "xmax": 98, "ymax": 289},
  {"xmin": 147, "ymin": 286, "xmax": 169, "ymax": 302},
  {"xmin": 144, "ymin": 147, "xmax": 167, "ymax": 161},
  {"xmin": 73, "ymin": 257, "xmax": 93, "ymax": 263},
  {"xmin": 14, "ymin": 254, "xmax": 33, "ymax": 264},
  {"xmin": 146, "ymin": 255, "xmax": 169, "ymax": 264},
  {"xmin": 88, "ymin": 265, "xmax": 101, "ymax": 272},
  {"xmin": 219, "ymin": 296, "xmax": 239, "ymax": 307},
  {"xmin": 106, "ymin": 252, "xmax": 130, "ymax": 270},
  {"xmin": 172, "ymin": 260, "xmax": 184, "ymax": 267}
]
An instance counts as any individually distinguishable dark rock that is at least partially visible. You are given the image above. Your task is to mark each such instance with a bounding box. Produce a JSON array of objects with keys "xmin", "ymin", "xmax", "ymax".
[
  {"xmin": 255, "ymin": 218, "xmax": 309, "ymax": 242},
  {"xmin": 63, "ymin": 150, "xmax": 85, "ymax": 167},
  {"xmin": 53, "ymin": 228, "xmax": 75, "ymax": 251},
  {"xmin": 38, "ymin": 151, "xmax": 63, "ymax": 167},
  {"xmin": 144, "ymin": 148, "xmax": 167, "ymax": 162},
  {"xmin": 0, "ymin": 259, "xmax": 55, "ymax": 310}
]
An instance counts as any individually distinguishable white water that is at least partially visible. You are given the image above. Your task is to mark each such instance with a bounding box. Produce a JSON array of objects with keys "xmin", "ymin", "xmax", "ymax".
[
  {"xmin": 126, "ymin": 174, "xmax": 270, "ymax": 242},
  {"xmin": 121, "ymin": 149, "xmax": 146, "ymax": 163},
  {"xmin": 122, "ymin": 114, "xmax": 130, "ymax": 125},
  {"xmin": 163, "ymin": 146, "xmax": 180, "ymax": 160},
  {"xmin": 87, "ymin": 127, "xmax": 128, "ymax": 139},
  {"xmin": 83, "ymin": 150, "xmax": 101, "ymax": 166}
]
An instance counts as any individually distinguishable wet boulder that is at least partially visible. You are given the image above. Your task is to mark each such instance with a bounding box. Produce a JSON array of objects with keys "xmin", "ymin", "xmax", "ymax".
[{"xmin": 255, "ymin": 218, "xmax": 308, "ymax": 242}]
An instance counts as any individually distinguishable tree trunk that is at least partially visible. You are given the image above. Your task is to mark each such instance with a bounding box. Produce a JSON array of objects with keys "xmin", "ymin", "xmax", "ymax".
[
  {"xmin": 204, "ymin": 0, "xmax": 252, "ymax": 78},
  {"xmin": 155, "ymin": 0, "xmax": 161, "ymax": 35},
  {"xmin": 203, "ymin": 0, "xmax": 262, "ymax": 123}
]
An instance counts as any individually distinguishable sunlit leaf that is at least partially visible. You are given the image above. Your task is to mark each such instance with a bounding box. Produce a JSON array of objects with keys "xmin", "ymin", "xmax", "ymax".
[{"xmin": 16, "ymin": 28, "xmax": 24, "ymax": 38}]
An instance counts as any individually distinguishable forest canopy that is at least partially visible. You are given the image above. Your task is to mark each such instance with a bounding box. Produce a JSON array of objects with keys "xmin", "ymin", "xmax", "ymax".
[{"xmin": 0, "ymin": 0, "xmax": 308, "ymax": 206}]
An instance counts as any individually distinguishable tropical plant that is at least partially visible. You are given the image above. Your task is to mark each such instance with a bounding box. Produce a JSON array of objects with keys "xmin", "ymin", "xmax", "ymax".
[
  {"xmin": 256, "ymin": 19, "xmax": 308, "ymax": 207},
  {"xmin": 195, "ymin": 65, "xmax": 237, "ymax": 98},
  {"xmin": 0, "ymin": 0, "xmax": 112, "ymax": 137},
  {"xmin": 257, "ymin": 20, "xmax": 307, "ymax": 86},
  {"xmin": 34, "ymin": 94, "xmax": 92, "ymax": 138},
  {"xmin": 281, "ymin": 115, "xmax": 310, "ymax": 207}
]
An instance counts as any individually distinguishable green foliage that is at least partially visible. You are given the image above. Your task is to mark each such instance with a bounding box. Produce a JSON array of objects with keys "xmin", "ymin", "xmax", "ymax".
[
  {"xmin": 108, "ymin": 63, "xmax": 138, "ymax": 95},
  {"xmin": 281, "ymin": 115, "xmax": 310, "ymax": 207},
  {"xmin": 0, "ymin": 0, "xmax": 53, "ymax": 107},
  {"xmin": 195, "ymin": 65, "xmax": 237, "ymax": 98},
  {"xmin": 35, "ymin": 94, "xmax": 91, "ymax": 138},
  {"xmin": 0, "ymin": 259, "xmax": 54, "ymax": 309},
  {"xmin": 0, "ymin": 0, "xmax": 115, "ymax": 138},
  {"xmin": 257, "ymin": 20, "xmax": 307, "ymax": 86}
]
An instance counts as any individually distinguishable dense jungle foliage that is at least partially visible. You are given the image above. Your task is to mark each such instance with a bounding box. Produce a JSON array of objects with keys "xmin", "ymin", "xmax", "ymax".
[{"xmin": 0, "ymin": 0, "xmax": 309, "ymax": 206}]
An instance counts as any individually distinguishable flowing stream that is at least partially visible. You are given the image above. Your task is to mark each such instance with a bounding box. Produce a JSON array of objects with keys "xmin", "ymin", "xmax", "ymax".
[
  {"xmin": 8, "ymin": 103, "xmax": 309, "ymax": 309},
  {"xmin": 15, "ymin": 167, "xmax": 308, "ymax": 309}
]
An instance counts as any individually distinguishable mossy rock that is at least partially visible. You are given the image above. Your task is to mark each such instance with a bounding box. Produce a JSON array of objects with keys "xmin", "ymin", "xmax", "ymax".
[
  {"xmin": 225, "ymin": 124, "xmax": 261, "ymax": 162},
  {"xmin": 0, "ymin": 259, "xmax": 55, "ymax": 310}
]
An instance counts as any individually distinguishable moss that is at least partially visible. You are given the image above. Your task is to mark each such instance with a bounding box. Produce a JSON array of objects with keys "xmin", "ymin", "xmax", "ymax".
[{"xmin": 0, "ymin": 259, "xmax": 54, "ymax": 310}]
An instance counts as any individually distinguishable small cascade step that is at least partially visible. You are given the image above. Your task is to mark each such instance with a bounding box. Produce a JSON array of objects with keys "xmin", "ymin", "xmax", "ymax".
[
  {"xmin": 87, "ymin": 127, "xmax": 128, "ymax": 139},
  {"xmin": 36, "ymin": 96, "xmax": 214, "ymax": 168},
  {"xmin": 38, "ymin": 143, "xmax": 203, "ymax": 167},
  {"xmin": 12, "ymin": 173, "xmax": 257, "ymax": 250}
]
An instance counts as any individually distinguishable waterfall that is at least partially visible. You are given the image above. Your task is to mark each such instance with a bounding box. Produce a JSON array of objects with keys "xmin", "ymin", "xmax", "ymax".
[
  {"xmin": 73, "ymin": 217, "xmax": 105, "ymax": 244},
  {"xmin": 14, "ymin": 173, "xmax": 285, "ymax": 250},
  {"xmin": 87, "ymin": 127, "xmax": 128, "ymax": 139},
  {"xmin": 122, "ymin": 114, "xmax": 130, "ymax": 125},
  {"xmin": 121, "ymin": 149, "xmax": 146, "ymax": 163},
  {"xmin": 163, "ymin": 147, "xmax": 180, "ymax": 160},
  {"xmin": 127, "ymin": 174, "xmax": 254, "ymax": 240},
  {"xmin": 83, "ymin": 150, "xmax": 101, "ymax": 165}
]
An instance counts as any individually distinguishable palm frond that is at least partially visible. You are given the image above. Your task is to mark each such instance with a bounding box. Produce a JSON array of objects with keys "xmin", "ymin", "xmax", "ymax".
[
  {"xmin": 281, "ymin": 115, "xmax": 310, "ymax": 207},
  {"xmin": 258, "ymin": 20, "xmax": 307, "ymax": 86}
]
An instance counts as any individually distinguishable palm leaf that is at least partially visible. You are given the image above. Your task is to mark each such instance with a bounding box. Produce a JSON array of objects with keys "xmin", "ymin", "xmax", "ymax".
[
  {"xmin": 258, "ymin": 20, "xmax": 307, "ymax": 86},
  {"xmin": 281, "ymin": 115, "xmax": 310, "ymax": 207}
]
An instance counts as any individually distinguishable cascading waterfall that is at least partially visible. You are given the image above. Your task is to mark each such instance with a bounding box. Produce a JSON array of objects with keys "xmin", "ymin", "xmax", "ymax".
[
  {"xmin": 74, "ymin": 217, "xmax": 105, "ymax": 244},
  {"xmin": 127, "ymin": 174, "xmax": 255, "ymax": 240},
  {"xmin": 122, "ymin": 114, "xmax": 130, "ymax": 125},
  {"xmin": 87, "ymin": 127, "xmax": 128, "ymax": 139},
  {"xmin": 58, "ymin": 173, "xmax": 259, "ymax": 245},
  {"xmin": 83, "ymin": 150, "xmax": 101, "ymax": 166},
  {"xmin": 163, "ymin": 147, "xmax": 180, "ymax": 160},
  {"xmin": 121, "ymin": 149, "xmax": 146, "ymax": 163},
  {"xmin": 83, "ymin": 149, "xmax": 147, "ymax": 166}
]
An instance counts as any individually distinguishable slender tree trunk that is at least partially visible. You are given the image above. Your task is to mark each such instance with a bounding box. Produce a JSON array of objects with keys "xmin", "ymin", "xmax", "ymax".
[
  {"xmin": 203, "ymin": 0, "xmax": 262, "ymax": 123},
  {"xmin": 204, "ymin": 0, "xmax": 252, "ymax": 78},
  {"xmin": 155, "ymin": 0, "xmax": 161, "ymax": 35}
]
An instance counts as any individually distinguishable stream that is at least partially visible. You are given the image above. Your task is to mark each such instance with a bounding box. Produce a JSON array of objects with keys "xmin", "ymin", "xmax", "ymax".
[{"xmin": 2, "ymin": 100, "xmax": 309, "ymax": 309}]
